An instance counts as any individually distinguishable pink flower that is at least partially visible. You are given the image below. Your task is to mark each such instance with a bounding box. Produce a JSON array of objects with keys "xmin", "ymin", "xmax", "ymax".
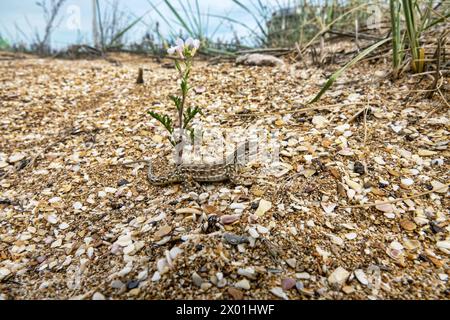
[{"xmin": 167, "ymin": 38, "xmax": 200, "ymax": 58}]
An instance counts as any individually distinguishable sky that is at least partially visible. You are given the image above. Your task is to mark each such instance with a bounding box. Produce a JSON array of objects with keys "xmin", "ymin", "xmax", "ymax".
[{"xmin": 0, "ymin": 0, "xmax": 291, "ymax": 48}]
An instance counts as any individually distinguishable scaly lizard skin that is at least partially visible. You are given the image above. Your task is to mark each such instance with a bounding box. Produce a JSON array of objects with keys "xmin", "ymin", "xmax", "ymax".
[{"xmin": 122, "ymin": 140, "xmax": 250, "ymax": 186}]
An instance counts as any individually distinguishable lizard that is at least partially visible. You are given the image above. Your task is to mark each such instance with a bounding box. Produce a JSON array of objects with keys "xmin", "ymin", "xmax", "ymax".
[{"xmin": 119, "ymin": 140, "xmax": 252, "ymax": 186}]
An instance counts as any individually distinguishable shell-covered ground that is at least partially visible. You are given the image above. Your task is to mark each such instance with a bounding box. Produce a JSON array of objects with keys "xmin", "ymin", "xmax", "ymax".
[{"xmin": 0, "ymin": 50, "xmax": 448, "ymax": 300}]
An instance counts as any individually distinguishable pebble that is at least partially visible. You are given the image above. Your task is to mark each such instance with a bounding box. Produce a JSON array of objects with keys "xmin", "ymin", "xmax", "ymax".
[
  {"xmin": 235, "ymin": 279, "xmax": 251, "ymax": 290},
  {"xmin": 431, "ymin": 159, "xmax": 444, "ymax": 166},
  {"xmin": 328, "ymin": 267, "xmax": 350, "ymax": 287},
  {"xmin": 286, "ymin": 258, "xmax": 297, "ymax": 269},
  {"xmin": 312, "ymin": 115, "xmax": 329, "ymax": 129},
  {"xmin": 92, "ymin": 292, "xmax": 105, "ymax": 300},
  {"xmin": 255, "ymin": 199, "xmax": 272, "ymax": 216},
  {"xmin": 345, "ymin": 233, "xmax": 357, "ymax": 240},
  {"xmin": 295, "ymin": 272, "xmax": 310, "ymax": 280},
  {"xmin": 281, "ymin": 278, "xmax": 296, "ymax": 290},
  {"xmin": 400, "ymin": 178, "xmax": 414, "ymax": 188},
  {"xmin": 116, "ymin": 234, "xmax": 132, "ymax": 247},
  {"xmin": 0, "ymin": 268, "xmax": 11, "ymax": 280},
  {"xmin": 436, "ymin": 240, "xmax": 450, "ymax": 251},
  {"xmin": 354, "ymin": 269, "xmax": 369, "ymax": 285},
  {"xmin": 73, "ymin": 202, "xmax": 83, "ymax": 210},
  {"xmin": 192, "ymin": 272, "xmax": 204, "ymax": 287},
  {"xmin": 117, "ymin": 179, "xmax": 129, "ymax": 187},
  {"xmin": 373, "ymin": 156, "xmax": 385, "ymax": 165},
  {"xmin": 223, "ymin": 233, "xmax": 248, "ymax": 245},
  {"xmin": 346, "ymin": 178, "xmax": 362, "ymax": 193},
  {"xmin": 228, "ymin": 288, "xmax": 244, "ymax": 300},
  {"xmin": 353, "ymin": 161, "xmax": 365, "ymax": 174},
  {"xmin": 49, "ymin": 197, "xmax": 61, "ymax": 204},
  {"xmin": 126, "ymin": 280, "xmax": 140, "ymax": 290},
  {"xmin": 270, "ymin": 287, "xmax": 289, "ymax": 300},
  {"xmin": 375, "ymin": 202, "xmax": 394, "ymax": 213},
  {"xmin": 248, "ymin": 228, "xmax": 259, "ymax": 238},
  {"xmin": 256, "ymin": 225, "xmax": 269, "ymax": 234},
  {"xmin": 151, "ymin": 272, "xmax": 161, "ymax": 282},
  {"xmin": 46, "ymin": 214, "xmax": 58, "ymax": 224},
  {"xmin": 328, "ymin": 234, "xmax": 344, "ymax": 246},
  {"xmin": 175, "ymin": 208, "xmax": 202, "ymax": 215},
  {"xmin": 111, "ymin": 280, "xmax": 125, "ymax": 289},
  {"xmin": 157, "ymin": 258, "xmax": 169, "ymax": 274},
  {"xmin": 221, "ymin": 214, "xmax": 241, "ymax": 225},
  {"xmin": 229, "ymin": 203, "xmax": 246, "ymax": 210},
  {"xmin": 430, "ymin": 180, "xmax": 448, "ymax": 193},
  {"xmin": 8, "ymin": 153, "xmax": 26, "ymax": 163},
  {"xmin": 198, "ymin": 193, "xmax": 209, "ymax": 203},
  {"xmin": 342, "ymin": 285, "xmax": 355, "ymax": 294},
  {"xmin": 438, "ymin": 274, "xmax": 448, "ymax": 281},
  {"xmin": 400, "ymin": 219, "xmax": 416, "ymax": 231},
  {"xmin": 238, "ymin": 267, "xmax": 256, "ymax": 279}
]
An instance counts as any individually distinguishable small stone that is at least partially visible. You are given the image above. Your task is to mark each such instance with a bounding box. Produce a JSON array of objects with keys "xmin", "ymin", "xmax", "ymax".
[
  {"xmin": 236, "ymin": 53, "xmax": 284, "ymax": 67},
  {"xmin": 237, "ymin": 267, "xmax": 256, "ymax": 279},
  {"xmin": 270, "ymin": 287, "xmax": 289, "ymax": 300},
  {"xmin": 248, "ymin": 228, "xmax": 259, "ymax": 238},
  {"xmin": 223, "ymin": 233, "xmax": 248, "ymax": 245},
  {"xmin": 400, "ymin": 178, "xmax": 414, "ymax": 188},
  {"xmin": 375, "ymin": 202, "xmax": 394, "ymax": 213},
  {"xmin": 328, "ymin": 234, "xmax": 344, "ymax": 246},
  {"xmin": 175, "ymin": 208, "xmax": 203, "ymax": 215},
  {"xmin": 229, "ymin": 203, "xmax": 245, "ymax": 210},
  {"xmin": 281, "ymin": 278, "xmax": 296, "ymax": 290},
  {"xmin": 295, "ymin": 272, "xmax": 310, "ymax": 280},
  {"xmin": 116, "ymin": 234, "xmax": 132, "ymax": 247},
  {"xmin": 126, "ymin": 280, "xmax": 140, "ymax": 290},
  {"xmin": 0, "ymin": 268, "xmax": 11, "ymax": 280},
  {"xmin": 436, "ymin": 240, "xmax": 450, "ymax": 251},
  {"xmin": 46, "ymin": 214, "xmax": 58, "ymax": 224},
  {"xmin": 228, "ymin": 288, "xmax": 243, "ymax": 300},
  {"xmin": 73, "ymin": 202, "xmax": 83, "ymax": 210},
  {"xmin": 374, "ymin": 156, "xmax": 385, "ymax": 165},
  {"xmin": 321, "ymin": 202, "xmax": 337, "ymax": 214},
  {"xmin": 342, "ymin": 285, "xmax": 355, "ymax": 294},
  {"xmin": 256, "ymin": 225, "xmax": 269, "ymax": 234},
  {"xmin": 400, "ymin": 219, "xmax": 416, "ymax": 231},
  {"xmin": 336, "ymin": 123, "xmax": 350, "ymax": 133},
  {"xmin": 390, "ymin": 241, "xmax": 404, "ymax": 251},
  {"xmin": 312, "ymin": 116, "xmax": 329, "ymax": 129},
  {"xmin": 286, "ymin": 258, "xmax": 297, "ymax": 269},
  {"xmin": 198, "ymin": 193, "xmax": 209, "ymax": 203},
  {"xmin": 235, "ymin": 279, "xmax": 251, "ymax": 290},
  {"xmin": 117, "ymin": 179, "xmax": 129, "ymax": 187},
  {"xmin": 111, "ymin": 280, "xmax": 125, "ymax": 289},
  {"xmin": 328, "ymin": 267, "xmax": 350, "ymax": 287},
  {"xmin": 430, "ymin": 180, "xmax": 448, "ymax": 194},
  {"xmin": 221, "ymin": 214, "xmax": 240, "ymax": 225},
  {"xmin": 8, "ymin": 153, "xmax": 26, "ymax": 163},
  {"xmin": 255, "ymin": 199, "xmax": 272, "ymax": 216},
  {"xmin": 353, "ymin": 161, "xmax": 365, "ymax": 175},
  {"xmin": 354, "ymin": 269, "xmax": 368, "ymax": 286},
  {"xmin": 151, "ymin": 272, "xmax": 161, "ymax": 282},
  {"xmin": 438, "ymin": 274, "xmax": 448, "ymax": 281},
  {"xmin": 154, "ymin": 225, "xmax": 172, "ymax": 240},
  {"xmin": 192, "ymin": 272, "xmax": 204, "ymax": 287},
  {"xmin": 418, "ymin": 149, "xmax": 437, "ymax": 156},
  {"xmin": 92, "ymin": 292, "xmax": 105, "ymax": 300},
  {"xmin": 345, "ymin": 233, "xmax": 357, "ymax": 240},
  {"xmin": 48, "ymin": 197, "xmax": 61, "ymax": 204},
  {"xmin": 128, "ymin": 288, "xmax": 140, "ymax": 296}
]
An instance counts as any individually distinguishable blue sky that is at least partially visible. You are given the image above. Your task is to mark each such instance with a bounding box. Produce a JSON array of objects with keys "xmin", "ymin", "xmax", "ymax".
[{"xmin": 0, "ymin": 0, "xmax": 290, "ymax": 47}]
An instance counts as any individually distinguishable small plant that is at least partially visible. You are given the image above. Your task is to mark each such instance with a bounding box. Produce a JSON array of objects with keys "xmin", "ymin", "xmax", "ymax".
[{"xmin": 148, "ymin": 37, "xmax": 202, "ymax": 163}]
